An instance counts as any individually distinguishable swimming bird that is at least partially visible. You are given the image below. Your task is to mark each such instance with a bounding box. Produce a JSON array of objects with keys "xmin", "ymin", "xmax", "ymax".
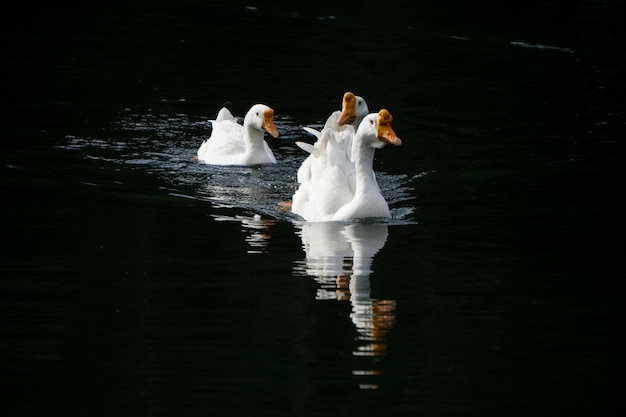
[
  {"xmin": 296, "ymin": 92, "xmax": 369, "ymax": 184},
  {"xmin": 292, "ymin": 93, "xmax": 369, "ymax": 219},
  {"xmin": 197, "ymin": 104, "xmax": 279, "ymax": 166},
  {"xmin": 293, "ymin": 109, "xmax": 402, "ymax": 221}
]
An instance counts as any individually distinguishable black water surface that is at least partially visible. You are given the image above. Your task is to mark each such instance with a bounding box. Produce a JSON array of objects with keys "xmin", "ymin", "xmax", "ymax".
[{"xmin": 2, "ymin": 1, "xmax": 625, "ymax": 416}]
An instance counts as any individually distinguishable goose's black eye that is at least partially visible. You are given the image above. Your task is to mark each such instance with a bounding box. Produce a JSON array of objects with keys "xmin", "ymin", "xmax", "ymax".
[
  {"xmin": 358, "ymin": 100, "xmax": 362, "ymax": 106},
  {"xmin": 256, "ymin": 112, "xmax": 260, "ymax": 116},
  {"xmin": 369, "ymin": 119, "xmax": 374, "ymax": 125}
]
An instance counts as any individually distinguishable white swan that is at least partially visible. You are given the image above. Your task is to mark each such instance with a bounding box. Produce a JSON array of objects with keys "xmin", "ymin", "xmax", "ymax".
[
  {"xmin": 197, "ymin": 104, "xmax": 279, "ymax": 166},
  {"xmin": 292, "ymin": 93, "xmax": 369, "ymax": 220},
  {"xmin": 293, "ymin": 109, "xmax": 402, "ymax": 221}
]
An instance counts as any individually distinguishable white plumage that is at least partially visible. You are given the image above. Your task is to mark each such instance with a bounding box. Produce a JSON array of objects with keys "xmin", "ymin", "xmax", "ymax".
[
  {"xmin": 292, "ymin": 92, "xmax": 372, "ymax": 220},
  {"xmin": 293, "ymin": 108, "xmax": 402, "ymax": 221},
  {"xmin": 197, "ymin": 104, "xmax": 279, "ymax": 166}
]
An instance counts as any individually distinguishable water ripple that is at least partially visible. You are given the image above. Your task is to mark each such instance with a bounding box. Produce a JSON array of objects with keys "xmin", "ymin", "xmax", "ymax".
[{"xmin": 61, "ymin": 109, "xmax": 418, "ymax": 224}]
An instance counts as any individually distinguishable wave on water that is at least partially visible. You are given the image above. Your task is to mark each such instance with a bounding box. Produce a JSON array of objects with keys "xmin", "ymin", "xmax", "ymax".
[{"xmin": 510, "ymin": 40, "xmax": 575, "ymax": 54}]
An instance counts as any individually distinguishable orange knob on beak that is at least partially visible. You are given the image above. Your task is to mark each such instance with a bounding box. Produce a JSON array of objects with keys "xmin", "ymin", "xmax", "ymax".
[
  {"xmin": 376, "ymin": 109, "xmax": 402, "ymax": 146},
  {"xmin": 262, "ymin": 108, "xmax": 279, "ymax": 138},
  {"xmin": 337, "ymin": 92, "xmax": 357, "ymax": 126}
]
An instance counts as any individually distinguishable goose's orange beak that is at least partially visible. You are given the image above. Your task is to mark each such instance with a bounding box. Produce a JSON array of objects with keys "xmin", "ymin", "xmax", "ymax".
[
  {"xmin": 262, "ymin": 108, "xmax": 279, "ymax": 138},
  {"xmin": 337, "ymin": 92, "xmax": 357, "ymax": 126},
  {"xmin": 376, "ymin": 109, "xmax": 402, "ymax": 146}
]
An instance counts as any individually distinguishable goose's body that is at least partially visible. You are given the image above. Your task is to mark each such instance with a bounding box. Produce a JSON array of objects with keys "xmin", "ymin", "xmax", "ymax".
[
  {"xmin": 293, "ymin": 109, "xmax": 402, "ymax": 222},
  {"xmin": 292, "ymin": 93, "xmax": 370, "ymax": 220},
  {"xmin": 292, "ymin": 112, "xmax": 356, "ymax": 220},
  {"xmin": 197, "ymin": 104, "xmax": 279, "ymax": 166}
]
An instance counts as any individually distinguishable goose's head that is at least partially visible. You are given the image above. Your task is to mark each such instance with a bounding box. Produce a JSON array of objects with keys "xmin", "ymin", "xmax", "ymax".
[
  {"xmin": 358, "ymin": 109, "xmax": 402, "ymax": 148},
  {"xmin": 337, "ymin": 92, "xmax": 369, "ymax": 126},
  {"xmin": 245, "ymin": 104, "xmax": 279, "ymax": 138}
]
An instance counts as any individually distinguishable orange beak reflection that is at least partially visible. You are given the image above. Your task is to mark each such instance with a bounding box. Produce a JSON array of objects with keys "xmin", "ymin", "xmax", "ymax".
[
  {"xmin": 337, "ymin": 92, "xmax": 357, "ymax": 126},
  {"xmin": 262, "ymin": 108, "xmax": 279, "ymax": 138},
  {"xmin": 376, "ymin": 109, "xmax": 402, "ymax": 146}
]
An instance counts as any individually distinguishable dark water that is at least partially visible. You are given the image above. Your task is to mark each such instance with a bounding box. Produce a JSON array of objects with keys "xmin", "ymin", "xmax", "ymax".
[{"xmin": 2, "ymin": 1, "xmax": 625, "ymax": 415}]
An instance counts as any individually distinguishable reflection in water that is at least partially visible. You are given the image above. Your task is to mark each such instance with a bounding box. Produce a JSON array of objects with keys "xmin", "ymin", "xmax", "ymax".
[
  {"xmin": 212, "ymin": 214, "xmax": 275, "ymax": 254},
  {"xmin": 63, "ymin": 94, "xmax": 410, "ymax": 391},
  {"xmin": 295, "ymin": 222, "xmax": 396, "ymax": 389}
]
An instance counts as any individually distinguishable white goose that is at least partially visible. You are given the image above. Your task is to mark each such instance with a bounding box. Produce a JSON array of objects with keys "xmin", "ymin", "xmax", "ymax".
[
  {"xmin": 292, "ymin": 93, "xmax": 369, "ymax": 220},
  {"xmin": 197, "ymin": 104, "xmax": 279, "ymax": 166},
  {"xmin": 296, "ymin": 92, "xmax": 369, "ymax": 185},
  {"xmin": 293, "ymin": 109, "xmax": 402, "ymax": 221}
]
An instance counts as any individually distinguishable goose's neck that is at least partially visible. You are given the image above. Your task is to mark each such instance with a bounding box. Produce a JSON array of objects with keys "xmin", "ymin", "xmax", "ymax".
[
  {"xmin": 243, "ymin": 124, "xmax": 266, "ymax": 153},
  {"xmin": 349, "ymin": 117, "xmax": 364, "ymax": 136},
  {"xmin": 354, "ymin": 115, "xmax": 366, "ymax": 131},
  {"xmin": 353, "ymin": 139, "xmax": 378, "ymax": 196}
]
